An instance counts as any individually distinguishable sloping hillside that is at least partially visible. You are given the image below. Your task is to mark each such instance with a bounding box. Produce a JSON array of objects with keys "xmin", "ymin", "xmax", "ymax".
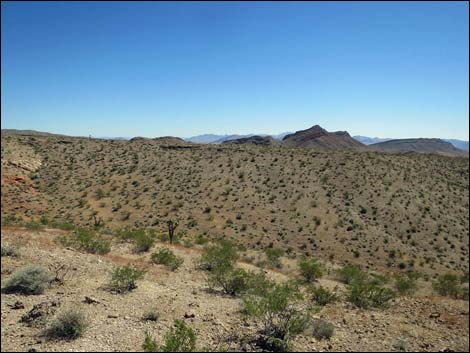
[{"xmin": 1, "ymin": 134, "xmax": 468, "ymax": 277}]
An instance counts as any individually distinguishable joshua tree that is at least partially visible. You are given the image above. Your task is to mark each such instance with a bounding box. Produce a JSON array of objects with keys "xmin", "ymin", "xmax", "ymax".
[{"xmin": 167, "ymin": 219, "xmax": 179, "ymax": 244}]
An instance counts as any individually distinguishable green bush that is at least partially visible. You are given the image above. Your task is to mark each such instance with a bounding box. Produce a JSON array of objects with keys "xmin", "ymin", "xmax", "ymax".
[
  {"xmin": 143, "ymin": 319, "xmax": 197, "ymax": 352},
  {"xmin": 433, "ymin": 273, "xmax": 466, "ymax": 299},
  {"xmin": 265, "ymin": 248, "xmax": 284, "ymax": 269},
  {"xmin": 198, "ymin": 240, "xmax": 238, "ymax": 272},
  {"xmin": 162, "ymin": 319, "xmax": 197, "ymax": 352},
  {"xmin": 311, "ymin": 318, "xmax": 334, "ymax": 340},
  {"xmin": 394, "ymin": 273, "xmax": 418, "ymax": 296},
  {"xmin": 2, "ymin": 266, "xmax": 51, "ymax": 295},
  {"xmin": 109, "ymin": 266, "xmax": 145, "ymax": 293},
  {"xmin": 310, "ymin": 286, "xmax": 338, "ymax": 306},
  {"xmin": 347, "ymin": 281, "xmax": 396, "ymax": 308},
  {"xmin": 58, "ymin": 228, "xmax": 110, "ymax": 254},
  {"xmin": 151, "ymin": 248, "xmax": 184, "ymax": 271},
  {"xmin": 134, "ymin": 231, "xmax": 156, "ymax": 253},
  {"xmin": 298, "ymin": 257, "xmax": 322, "ymax": 283},
  {"xmin": 46, "ymin": 308, "xmax": 87, "ymax": 340},
  {"xmin": 242, "ymin": 281, "xmax": 309, "ymax": 352},
  {"xmin": 207, "ymin": 267, "xmax": 270, "ymax": 296},
  {"xmin": 143, "ymin": 332, "xmax": 159, "ymax": 352},
  {"xmin": 336, "ymin": 264, "xmax": 367, "ymax": 284}
]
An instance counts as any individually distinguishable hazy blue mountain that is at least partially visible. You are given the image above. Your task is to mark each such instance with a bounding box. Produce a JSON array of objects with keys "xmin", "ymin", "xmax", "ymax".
[
  {"xmin": 186, "ymin": 132, "xmax": 292, "ymax": 144},
  {"xmin": 354, "ymin": 135, "xmax": 468, "ymax": 151},
  {"xmin": 443, "ymin": 139, "xmax": 469, "ymax": 151},
  {"xmin": 353, "ymin": 136, "xmax": 392, "ymax": 145}
]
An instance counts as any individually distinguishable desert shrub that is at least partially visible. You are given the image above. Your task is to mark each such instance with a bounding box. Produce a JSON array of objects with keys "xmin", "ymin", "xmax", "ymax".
[
  {"xmin": 311, "ymin": 318, "xmax": 334, "ymax": 340},
  {"xmin": 58, "ymin": 228, "xmax": 110, "ymax": 254},
  {"xmin": 45, "ymin": 308, "xmax": 87, "ymax": 340},
  {"xmin": 198, "ymin": 240, "xmax": 238, "ymax": 272},
  {"xmin": 433, "ymin": 273, "xmax": 466, "ymax": 299},
  {"xmin": 242, "ymin": 281, "xmax": 310, "ymax": 352},
  {"xmin": 310, "ymin": 286, "xmax": 338, "ymax": 306},
  {"xmin": 143, "ymin": 307, "xmax": 160, "ymax": 321},
  {"xmin": 195, "ymin": 234, "xmax": 208, "ymax": 245},
  {"xmin": 347, "ymin": 281, "xmax": 396, "ymax": 308},
  {"xmin": 143, "ymin": 319, "xmax": 197, "ymax": 352},
  {"xmin": 298, "ymin": 257, "xmax": 322, "ymax": 283},
  {"xmin": 208, "ymin": 267, "xmax": 270, "ymax": 296},
  {"xmin": 24, "ymin": 221, "xmax": 44, "ymax": 230},
  {"xmin": 161, "ymin": 319, "xmax": 197, "ymax": 352},
  {"xmin": 265, "ymin": 248, "xmax": 284, "ymax": 268},
  {"xmin": 394, "ymin": 272, "xmax": 418, "ymax": 296},
  {"xmin": 1, "ymin": 244, "xmax": 18, "ymax": 257},
  {"xmin": 336, "ymin": 264, "xmax": 367, "ymax": 284},
  {"xmin": 143, "ymin": 332, "xmax": 159, "ymax": 352},
  {"xmin": 142, "ymin": 319, "xmax": 197, "ymax": 352},
  {"xmin": 151, "ymin": 248, "xmax": 184, "ymax": 271},
  {"xmin": 2, "ymin": 266, "xmax": 51, "ymax": 295},
  {"xmin": 134, "ymin": 231, "xmax": 156, "ymax": 253},
  {"xmin": 109, "ymin": 266, "xmax": 145, "ymax": 293}
]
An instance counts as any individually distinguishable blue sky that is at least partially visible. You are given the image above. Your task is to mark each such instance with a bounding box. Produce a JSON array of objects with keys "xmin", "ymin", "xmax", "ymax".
[{"xmin": 2, "ymin": 1, "xmax": 469, "ymax": 139}]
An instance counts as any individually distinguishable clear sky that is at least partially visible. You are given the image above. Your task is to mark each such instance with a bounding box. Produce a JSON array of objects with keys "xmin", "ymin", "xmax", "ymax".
[{"xmin": 1, "ymin": 1, "xmax": 469, "ymax": 139}]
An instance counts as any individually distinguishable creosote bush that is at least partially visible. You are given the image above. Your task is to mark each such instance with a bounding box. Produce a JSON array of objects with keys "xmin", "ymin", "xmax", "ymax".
[
  {"xmin": 336, "ymin": 263, "xmax": 367, "ymax": 285},
  {"xmin": 2, "ymin": 266, "xmax": 51, "ymax": 295},
  {"xmin": 45, "ymin": 308, "xmax": 87, "ymax": 340},
  {"xmin": 310, "ymin": 286, "xmax": 338, "ymax": 306},
  {"xmin": 151, "ymin": 248, "xmax": 184, "ymax": 271},
  {"xmin": 242, "ymin": 281, "xmax": 310, "ymax": 352},
  {"xmin": 109, "ymin": 266, "xmax": 145, "ymax": 293},
  {"xmin": 143, "ymin": 319, "xmax": 197, "ymax": 352},
  {"xmin": 433, "ymin": 273, "xmax": 468, "ymax": 299},
  {"xmin": 394, "ymin": 272, "xmax": 418, "ymax": 296},
  {"xmin": 347, "ymin": 281, "xmax": 396, "ymax": 308},
  {"xmin": 198, "ymin": 240, "xmax": 239, "ymax": 272},
  {"xmin": 58, "ymin": 228, "xmax": 110, "ymax": 254},
  {"xmin": 298, "ymin": 256, "xmax": 322, "ymax": 283}
]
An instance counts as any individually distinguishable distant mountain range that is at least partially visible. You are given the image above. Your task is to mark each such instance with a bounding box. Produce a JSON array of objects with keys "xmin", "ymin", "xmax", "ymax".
[
  {"xmin": 185, "ymin": 132, "xmax": 469, "ymax": 151},
  {"xmin": 3, "ymin": 128, "xmax": 468, "ymax": 154},
  {"xmin": 353, "ymin": 135, "xmax": 469, "ymax": 151}
]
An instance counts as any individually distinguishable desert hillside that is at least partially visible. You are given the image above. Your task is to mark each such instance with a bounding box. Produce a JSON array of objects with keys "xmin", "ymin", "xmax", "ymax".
[{"xmin": 1, "ymin": 133, "xmax": 469, "ymax": 276}]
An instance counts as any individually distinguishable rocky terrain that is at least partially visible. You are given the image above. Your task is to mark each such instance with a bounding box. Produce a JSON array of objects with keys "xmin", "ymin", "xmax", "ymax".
[
  {"xmin": 1, "ymin": 226, "xmax": 469, "ymax": 352},
  {"xmin": 1, "ymin": 129, "xmax": 469, "ymax": 352}
]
